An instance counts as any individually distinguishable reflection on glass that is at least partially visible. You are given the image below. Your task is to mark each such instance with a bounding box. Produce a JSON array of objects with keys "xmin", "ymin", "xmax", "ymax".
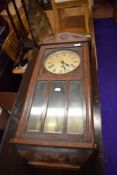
[
  {"xmin": 44, "ymin": 81, "xmax": 66, "ymax": 133},
  {"xmin": 27, "ymin": 80, "xmax": 84, "ymax": 135},
  {"xmin": 27, "ymin": 81, "xmax": 48, "ymax": 132},
  {"xmin": 67, "ymin": 81, "xmax": 84, "ymax": 134}
]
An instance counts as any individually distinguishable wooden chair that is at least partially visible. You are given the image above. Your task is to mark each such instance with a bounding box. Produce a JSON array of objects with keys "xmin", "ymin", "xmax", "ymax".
[
  {"xmin": 1, "ymin": 13, "xmax": 30, "ymax": 63},
  {"xmin": 1, "ymin": 0, "xmax": 35, "ymax": 58},
  {"xmin": 51, "ymin": 0, "xmax": 90, "ymax": 34},
  {"xmin": 1, "ymin": 31, "xmax": 20, "ymax": 62},
  {"xmin": 1, "ymin": 0, "xmax": 36, "ymax": 66}
]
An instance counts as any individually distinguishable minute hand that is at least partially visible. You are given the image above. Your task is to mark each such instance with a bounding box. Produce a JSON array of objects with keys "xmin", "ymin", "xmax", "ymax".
[
  {"xmin": 61, "ymin": 61, "xmax": 66, "ymax": 71},
  {"xmin": 61, "ymin": 61, "xmax": 70, "ymax": 66}
]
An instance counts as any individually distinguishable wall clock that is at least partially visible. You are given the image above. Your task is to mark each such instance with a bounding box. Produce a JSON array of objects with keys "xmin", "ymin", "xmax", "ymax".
[{"xmin": 11, "ymin": 32, "xmax": 101, "ymax": 171}]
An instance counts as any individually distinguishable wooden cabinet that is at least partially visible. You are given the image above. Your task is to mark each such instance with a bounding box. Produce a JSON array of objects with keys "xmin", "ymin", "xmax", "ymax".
[{"xmin": 11, "ymin": 33, "xmax": 101, "ymax": 171}]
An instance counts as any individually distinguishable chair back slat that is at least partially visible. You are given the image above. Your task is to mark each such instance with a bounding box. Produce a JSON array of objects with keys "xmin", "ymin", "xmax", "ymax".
[{"xmin": 2, "ymin": 31, "xmax": 20, "ymax": 61}]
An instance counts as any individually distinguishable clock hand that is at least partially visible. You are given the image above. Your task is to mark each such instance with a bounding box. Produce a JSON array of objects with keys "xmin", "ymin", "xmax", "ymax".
[
  {"xmin": 61, "ymin": 61, "xmax": 69, "ymax": 67},
  {"xmin": 61, "ymin": 65, "xmax": 66, "ymax": 72},
  {"xmin": 61, "ymin": 61, "xmax": 66, "ymax": 72}
]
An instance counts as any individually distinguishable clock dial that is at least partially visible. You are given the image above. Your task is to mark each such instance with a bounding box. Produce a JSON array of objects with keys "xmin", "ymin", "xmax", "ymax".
[{"xmin": 44, "ymin": 50, "xmax": 80, "ymax": 74}]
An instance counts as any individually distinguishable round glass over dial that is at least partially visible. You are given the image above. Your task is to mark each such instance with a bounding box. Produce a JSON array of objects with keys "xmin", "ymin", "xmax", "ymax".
[{"xmin": 44, "ymin": 50, "xmax": 80, "ymax": 74}]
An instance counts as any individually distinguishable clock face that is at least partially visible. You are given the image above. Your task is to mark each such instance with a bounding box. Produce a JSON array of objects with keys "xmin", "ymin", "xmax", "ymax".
[{"xmin": 44, "ymin": 50, "xmax": 80, "ymax": 74}]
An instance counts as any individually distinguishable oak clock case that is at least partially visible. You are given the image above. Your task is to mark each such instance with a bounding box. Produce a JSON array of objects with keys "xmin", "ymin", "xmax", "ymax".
[{"xmin": 11, "ymin": 34, "xmax": 97, "ymax": 170}]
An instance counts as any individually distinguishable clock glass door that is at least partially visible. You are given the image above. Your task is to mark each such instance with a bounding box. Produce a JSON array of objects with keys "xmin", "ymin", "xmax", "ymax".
[{"xmin": 26, "ymin": 80, "xmax": 84, "ymax": 135}]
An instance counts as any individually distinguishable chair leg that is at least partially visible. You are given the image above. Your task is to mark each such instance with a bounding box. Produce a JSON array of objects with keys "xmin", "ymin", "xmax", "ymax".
[
  {"xmin": 51, "ymin": 0, "xmax": 60, "ymax": 33},
  {"xmin": 85, "ymin": 6, "xmax": 90, "ymax": 33}
]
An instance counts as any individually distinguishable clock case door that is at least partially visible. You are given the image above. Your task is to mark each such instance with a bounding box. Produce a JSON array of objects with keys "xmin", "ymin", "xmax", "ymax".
[{"xmin": 11, "ymin": 34, "xmax": 97, "ymax": 170}]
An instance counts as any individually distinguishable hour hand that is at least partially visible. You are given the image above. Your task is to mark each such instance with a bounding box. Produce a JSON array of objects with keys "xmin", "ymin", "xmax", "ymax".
[
  {"xmin": 61, "ymin": 65, "xmax": 66, "ymax": 72},
  {"xmin": 61, "ymin": 61, "xmax": 69, "ymax": 67}
]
